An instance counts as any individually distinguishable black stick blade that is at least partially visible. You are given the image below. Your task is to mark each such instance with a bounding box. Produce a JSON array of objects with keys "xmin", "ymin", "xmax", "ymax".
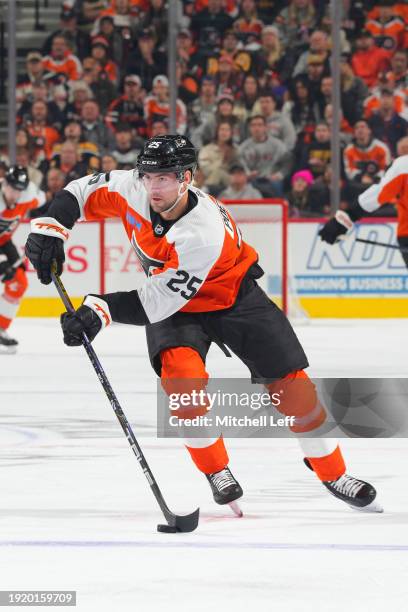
[{"xmin": 163, "ymin": 507, "xmax": 200, "ymax": 533}]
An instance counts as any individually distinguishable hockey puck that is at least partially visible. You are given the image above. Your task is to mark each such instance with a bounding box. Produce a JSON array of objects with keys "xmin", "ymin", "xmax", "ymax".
[{"xmin": 157, "ymin": 524, "xmax": 178, "ymax": 533}]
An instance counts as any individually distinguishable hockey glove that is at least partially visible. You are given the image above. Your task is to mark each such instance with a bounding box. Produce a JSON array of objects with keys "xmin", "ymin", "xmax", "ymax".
[
  {"xmin": 318, "ymin": 211, "xmax": 354, "ymax": 245},
  {"xmin": 25, "ymin": 217, "xmax": 70, "ymax": 285},
  {"xmin": 61, "ymin": 295, "xmax": 112, "ymax": 346},
  {"xmin": 0, "ymin": 256, "xmax": 17, "ymax": 282}
]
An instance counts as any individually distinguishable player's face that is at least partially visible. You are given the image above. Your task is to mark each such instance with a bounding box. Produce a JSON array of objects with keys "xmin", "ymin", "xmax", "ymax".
[
  {"xmin": 2, "ymin": 183, "xmax": 22, "ymax": 207},
  {"xmin": 142, "ymin": 172, "xmax": 183, "ymax": 212}
]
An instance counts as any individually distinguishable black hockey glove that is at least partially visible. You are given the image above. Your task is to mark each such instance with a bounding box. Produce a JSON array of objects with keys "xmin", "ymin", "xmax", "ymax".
[
  {"xmin": 0, "ymin": 260, "xmax": 17, "ymax": 282},
  {"xmin": 25, "ymin": 217, "xmax": 69, "ymax": 284},
  {"xmin": 318, "ymin": 211, "xmax": 353, "ymax": 245},
  {"xmin": 60, "ymin": 296, "xmax": 112, "ymax": 346}
]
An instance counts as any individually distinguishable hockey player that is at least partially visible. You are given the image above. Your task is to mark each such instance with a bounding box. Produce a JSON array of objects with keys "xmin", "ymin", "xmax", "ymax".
[
  {"xmin": 0, "ymin": 166, "xmax": 46, "ymax": 352},
  {"xmin": 25, "ymin": 136, "xmax": 382, "ymax": 513},
  {"xmin": 319, "ymin": 154, "xmax": 408, "ymax": 265}
]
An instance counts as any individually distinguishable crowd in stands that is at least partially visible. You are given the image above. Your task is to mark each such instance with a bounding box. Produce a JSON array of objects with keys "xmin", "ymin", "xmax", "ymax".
[{"xmin": 2, "ymin": 0, "xmax": 408, "ymax": 217}]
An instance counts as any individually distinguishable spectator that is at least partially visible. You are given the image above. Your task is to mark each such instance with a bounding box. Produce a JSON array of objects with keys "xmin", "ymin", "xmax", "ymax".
[
  {"xmin": 80, "ymin": 100, "xmax": 115, "ymax": 150},
  {"xmin": 42, "ymin": 6, "xmax": 91, "ymax": 60},
  {"xmin": 139, "ymin": 0, "xmax": 168, "ymax": 49},
  {"xmin": 15, "ymin": 147, "xmax": 43, "ymax": 187},
  {"xmin": 90, "ymin": 37, "xmax": 119, "ymax": 86},
  {"xmin": 194, "ymin": 90, "xmax": 245, "ymax": 147},
  {"xmin": 112, "ymin": 125, "xmax": 140, "ymax": 169},
  {"xmin": 255, "ymin": 25, "xmax": 292, "ymax": 84},
  {"xmin": 369, "ymin": 88, "xmax": 408, "ymax": 156},
  {"xmin": 323, "ymin": 104, "xmax": 353, "ymax": 145},
  {"xmin": 17, "ymin": 82, "xmax": 51, "ymax": 127},
  {"xmin": 53, "ymin": 120, "xmax": 100, "ymax": 163},
  {"xmin": 294, "ymin": 30, "xmax": 330, "ymax": 77},
  {"xmin": 233, "ymin": 0, "xmax": 264, "ymax": 42},
  {"xmin": 126, "ymin": 27, "xmax": 166, "ymax": 91},
  {"xmin": 176, "ymin": 29, "xmax": 200, "ymax": 74},
  {"xmin": 239, "ymin": 115, "xmax": 290, "ymax": 197},
  {"xmin": 69, "ymin": 79, "xmax": 94, "ymax": 119},
  {"xmin": 397, "ymin": 135, "xmax": 408, "ymax": 156},
  {"xmin": 17, "ymin": 52, "xmax": 46, "ymax": 107},
  {"xmin": 43, "ymin": 140, "xmax": 88, "ymax": 182},
  {"xmin": 213, "ymin": 54, "xmax": 242, "ymax": 97},
  {"xmin": 106, "ymin": 74, "xmax": 146, "ymax": 139},
  {"xmin": 343, "ymin": 119, "xmax": 392, "ymax": 183},
  {"xmin": 24, "ymin": 100, "xmax": 61, "ymax": 163},
  {"xmin": 92, "ymin": 0, "xmax": 141, "ymax": 37},
  {"xmin": 305, "ymin": 166, "xmax": 334, "ymax": 216},
  {"xmin": 73, "ymin": 0, "xmax": 107, "ymax": 30},
  {"xmin": 44, "ymin": 168, "xmax": 66, "ymax": 201},
  {"xmin": 219, "ymin": 29, "xmax": 254, "ymax": 76},
  {"xmin": 298, "ymin": 121, "xmax": 331, "ymax": 178},
  {"xmin": 42, "ymin": 34, "xmax": 83, "ymax": 82},
  {"xmin": 144, "ymin": 75, "xmax": 187, "ymax": 136},
  {"xmin": 276, "ymin": 0, "xmax": 317, "ymax": 50},
  {"xmin": 235, "ymin": 74, "xmax": 260, "ymax": 123},
  {"xmin": 386, "ymin": 50, "xmax": 408, "ymax": 90},
  {"xmin": 191, "ymin": 0, "xmax": 233, "ymax": 38},
  {"xmin": 15, "ymin": 128, "xmax": 36, "ymax": 162},
  {"xmin": 302, "ymin": 54, "xmax": 328, "ymax": 106},
  {"xmin": 219, "ymin": 164, "xmax": 262, "ymax": 200},
  {"xmin": 365, "ymin": 0, "xmax": 405, "ymax": 57},
  {"xmin": 339, "ymin": 59, "xmax": 369, "ymax": 125},
  {"xmin": 254, "ymin": 89, "xmax": 296, "ymax": 151},
  {"xmin": 351, "ymin": 30, "xmax": 389, "ymax": 88},
  {"xmin": 101, "ymin": 154, "xmax": 119, "ymax": 173},
  {"xmin": 198, "ymin": 120, "xmax": 239, "ymax": 196},
  {"xmin": 286, "ymin": 169, "xmax": 315, "ymax": 217},
  {"xmin": 151, "ymin": 118, "xmax": 169, "ymax": 136},
  {"xmin": 94, "ymin": 15, "xmax": 129, "ymax": 68},
  {"xmin": 176, "ymin": 59, "xmax": 199, "ymax": 105},
  {"xmin": 46, "ymin": 83, "xmax": 77, "ymax": 133},
  {"xmin": 188, "ymin": 76, "xmax": 217, "ymax": 137},
  {"xmin": 81, "ymin": 57, "xmax": 117, "ymax": 111},
  {"xmin": 284, "ymin": 76, "xmax": 318, "ymax": 138},
  {"xmin": 364, "ymin": 86, "xmax": 406, "ymax": 120},
  {"xmin": 316, "ymin": 75, "xmax": 332, "ymax": 117}
]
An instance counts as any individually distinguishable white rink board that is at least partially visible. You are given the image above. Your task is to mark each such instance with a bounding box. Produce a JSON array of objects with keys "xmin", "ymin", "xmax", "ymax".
[{"xmin": 13, "ymin": 220, "xmax": 102, "ymax": 296}]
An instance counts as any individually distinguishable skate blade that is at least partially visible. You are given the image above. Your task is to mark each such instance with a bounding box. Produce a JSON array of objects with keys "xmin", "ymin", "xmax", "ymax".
[
  {"xmin": 0, "ymin": 345, "xmax": 17, "ymax": 355},
  {"xmin": 350, "ymin": 498, "xmax": 384, "ymax": 513},
  {"xmin": 228, "ymin": 500, "xmax": 243, "ymax": 517}
]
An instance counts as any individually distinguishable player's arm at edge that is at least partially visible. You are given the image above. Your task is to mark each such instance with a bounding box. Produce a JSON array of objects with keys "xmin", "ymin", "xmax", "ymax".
[{"xmin": 319, "ymin": 156, "xmax": 406, "ymax": 245}]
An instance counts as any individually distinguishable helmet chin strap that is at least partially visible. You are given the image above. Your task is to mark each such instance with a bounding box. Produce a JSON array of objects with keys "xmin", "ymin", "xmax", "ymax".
[{"xmin": 161, "ymin": 180, "xmax": 189, "ymax": 214}]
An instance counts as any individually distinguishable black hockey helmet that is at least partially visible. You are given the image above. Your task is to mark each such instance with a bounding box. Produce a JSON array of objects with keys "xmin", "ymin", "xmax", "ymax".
[
  {"xmin": 136, "ymin": 135, "xmax": 197, "ymax": 180},
  {"xmin": 4, "ymin": 165, "xmax": 29, "ymax": 191}
]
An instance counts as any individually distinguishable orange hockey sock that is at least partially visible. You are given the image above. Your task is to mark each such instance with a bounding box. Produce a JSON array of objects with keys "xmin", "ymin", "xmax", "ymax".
[
  {"xmin": 307, "ymin": 445, "xmax": 346, "ymax": 482},
  {"xmin": 185, "ymin": 436, "xmax": 229, "ymax": 474}
]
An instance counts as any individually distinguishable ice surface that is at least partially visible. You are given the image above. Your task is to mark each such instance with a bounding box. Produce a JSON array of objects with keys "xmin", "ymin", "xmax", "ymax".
[{"xmin": 0, "ymin": 318, "xmax": 407, "ymax": 611}]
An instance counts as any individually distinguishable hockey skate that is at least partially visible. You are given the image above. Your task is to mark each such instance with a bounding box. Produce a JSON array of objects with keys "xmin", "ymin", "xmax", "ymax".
[
  {"xmin": 304, "ymin": 458, "xmax": 383, "ymax": 513},
  {"xmin": 206, "ymin": 467, "xmax": 243, "ymax": 517},
  {"xmin": 0, "ymin": 328, "xmax": 18, "ymax": 354}
]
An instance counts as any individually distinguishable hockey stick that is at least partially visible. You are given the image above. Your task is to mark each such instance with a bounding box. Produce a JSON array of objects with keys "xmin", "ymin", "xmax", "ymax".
[
  {"xmin": 355, "ymin": 238, "xmax": 408, "ymax": 253},
  {"xmin": 50, "ymin": 262, "xmax": 199, "ymax": 533}
]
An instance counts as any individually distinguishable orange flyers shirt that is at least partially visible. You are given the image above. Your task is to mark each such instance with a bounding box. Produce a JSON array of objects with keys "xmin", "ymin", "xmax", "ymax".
[
  {"xmin": 65, "ymin": 170, "xmax": 258, "ymax": 323},
  {"xmin": 358, "ymin": 155, "xmax": 408, "ymax": 236}
]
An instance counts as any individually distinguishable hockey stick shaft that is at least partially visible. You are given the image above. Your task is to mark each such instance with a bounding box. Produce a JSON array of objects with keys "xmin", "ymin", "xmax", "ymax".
[
  {"xmin": 356, "ymin": 238, "xmax": 408, "ymax": 253},
  {"xmin": 50, "ymin": 263, "xmax": 199, "ymax": 531}
]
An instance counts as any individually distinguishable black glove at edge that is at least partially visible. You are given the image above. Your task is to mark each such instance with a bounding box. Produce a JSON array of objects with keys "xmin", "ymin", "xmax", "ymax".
[
  {"xmin": 25, "ymin": 233, "xmax": 65, "ymax": 285},
  {"xmin": 61, "ymin": 305, "xmax": 103, "ymax": 346}
]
